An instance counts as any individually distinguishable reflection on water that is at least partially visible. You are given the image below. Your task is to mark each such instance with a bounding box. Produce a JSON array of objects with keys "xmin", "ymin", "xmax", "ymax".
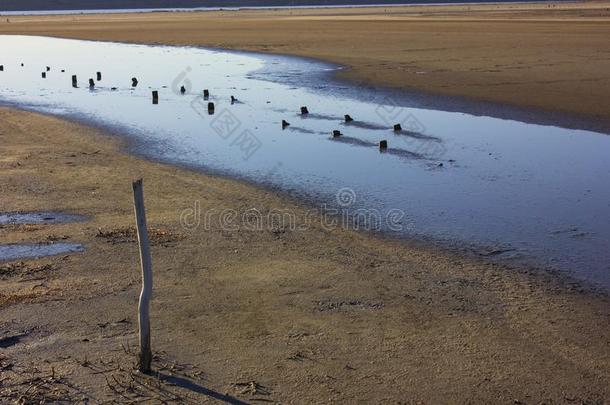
[{"xmin": 0, "ymin": 35, "xmax": 609, "ymax": 289}]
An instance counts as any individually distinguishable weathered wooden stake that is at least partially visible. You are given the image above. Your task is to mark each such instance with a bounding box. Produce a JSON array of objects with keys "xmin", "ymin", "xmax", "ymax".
[
  {"xmin": 132, "ymin": 77, "xmax": 139, "ymax": 87},
  {"xmin": 180, "ymin": 85, "xmax": 186, "ymax": 94},
  {"xmin": 393, "ymin": 123, "xmax": 402, "ymax": 132},
  {"xmin": 89, "ymin": 78, "xmax": 95, "ymax": 88},
  {"xmin": 46, "ymin": 66, "xmax": 50, "ymax": 72},
  {"xmin": 332, "ymin": 130, "xmax": 342, "ymax": 138},
  {"xmin": 208, "ymin": 102, "xmax": 215, "ymax": 114},
  {"xmin": 41, "ymin": 72, "xmax": 46, "ymax": 78},
  {"xmin": 300, "ymin": 106, "xmax": 309, "ymax": 115},
  {"xmin": 96, "ymin": 71, "xmax": 102, "ymax": 81},
  {"xmin": 0, "ymin": 65, "xmax": 4, "ymax": 71},
  {"xmin": 152, "ymin": 91, "xmax": 159, "ymax": 104},
  {"xmin": 203, "ymin": 89, "xmax": 209, "ymax": 99},
  {"xmin": 379, "ymin": 140, "xmax": 388, "ymax": 150},
  {"xmin": 72, "ymin": 75, "xmax": 78, "ymax": 88},
  {"xmin": 230, "ymin": 95, "xmax": 236, "ymax": 104},
  {"xmin": 282, "ymin": 119, "xmax": 290, "ymax": 129},
  {"xmin": 344, "ymin": 114, "xmax": 353, "ymax": 122},
  {"xmin": 132, "ymin": 179, "xmax": 153, "ymax": 374}
]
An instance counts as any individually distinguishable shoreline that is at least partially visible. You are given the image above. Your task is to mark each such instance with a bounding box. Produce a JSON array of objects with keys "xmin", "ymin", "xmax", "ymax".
[
  {"xmin": 7, "ymin": 99, "xmax": 609, "ymax": 295},
  {"xmin": 1, "ymin": 106, "xmax": 609, "ymax": 401},
  {"xmin": 1, "ymin": 2, "xmax": 609, "ymax": 128},
  {"xmin": 1, "ymin": 34, "xmax": 609, "ymax": 289},
  {"xmin": 4, "ymin": 32, "xmax": 610, "ymax": 134}
]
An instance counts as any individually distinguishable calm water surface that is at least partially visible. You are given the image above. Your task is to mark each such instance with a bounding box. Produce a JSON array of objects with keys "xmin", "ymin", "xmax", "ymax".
[
  {"xmin": 0, "ymin": 243, "xmax": 84, "ymax": 262},
  {"xmin": 0, "ymin": 36, "xmax": 608, "ymax": 288}
]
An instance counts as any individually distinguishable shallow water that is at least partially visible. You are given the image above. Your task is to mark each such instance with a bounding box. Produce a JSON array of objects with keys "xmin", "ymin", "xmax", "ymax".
[
  {"xmin": 0, "ymin": 212, "xmax": 87, "ymax": 225},
  {"xmin": 0, "ymin": 243, "xmax": 84, "ymax": 262},
  {"xmin": 0, "ymin": 35, "xmax": 609, "ymax": 289}
]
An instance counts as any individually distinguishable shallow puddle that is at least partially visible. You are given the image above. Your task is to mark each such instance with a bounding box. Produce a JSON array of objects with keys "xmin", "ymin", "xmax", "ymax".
[
  {"xmin": 0, "ymin": 36, "xmax": 609, "ymax": 288},
  {"xmin": 0, "ymin": 243, "xmax": 84, "ymax": 262},
  {"xmin": 0, "ymin": 212, "xmax": 87, "ymax": 225}
]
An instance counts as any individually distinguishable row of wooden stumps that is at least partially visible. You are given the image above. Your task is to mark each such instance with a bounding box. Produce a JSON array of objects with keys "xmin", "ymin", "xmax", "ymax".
[
  {"xmin": 1, "ymin": 64, "xmax": 69, "ymax": 74},
  {"xmin": 65, "ymin": 73, "xmax": 133, "ymax": 89},
  {"xmin": 15, "ymin": 67, "xmax": 393, "ymax": 149},
  {"xmin": 28, "ymin": 69, "xmax": 225, "ymax": 113},
  {"xmin": 0, "ymin": 63, "xmax": 97, "ymax": 83},
  {"xmin": 151, "ymin": 88, "xmax": 219, "ymax": 114},
  {"xmin": 283, "ymin": 106, "xmax": 399, "ymax": 151},
  {"xmin": 34, "ymin": 71, "xmax": 102, "ymax": 87}
]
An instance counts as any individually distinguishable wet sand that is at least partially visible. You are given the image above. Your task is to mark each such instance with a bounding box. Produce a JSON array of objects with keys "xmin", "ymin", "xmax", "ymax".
[
  {"xmin": 1, "ymin": 108, "xmax": 609, "ymax": 401},
  {"xmin": 1, "ymin": 1, "xmax": 610, "ymax": 125}
]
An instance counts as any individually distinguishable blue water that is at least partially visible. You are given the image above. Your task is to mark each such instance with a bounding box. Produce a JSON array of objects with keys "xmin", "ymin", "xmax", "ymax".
[
  {"xmin": 0, "ymin": 35, "xmax": 608, "ymax": 289},
  {"xmin": 0, "ymin": 243, "xmax": 84, "ymax": 262},
  {"xmin": 0, "ymin": 212, "xmax": 87, "ymax": 225}
]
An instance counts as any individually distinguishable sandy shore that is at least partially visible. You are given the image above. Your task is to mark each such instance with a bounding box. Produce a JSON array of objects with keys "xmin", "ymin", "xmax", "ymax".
[
  {"xmin": 1, "ymin": 1, "xmax": 610, "ymax": 126},
  {"xmin": 1, "ymin": 108, "xmax": 609, "ymax": 401},
  {"xmin": 1, "ymin": 2, "xmax": 610, "ymax": 402}
]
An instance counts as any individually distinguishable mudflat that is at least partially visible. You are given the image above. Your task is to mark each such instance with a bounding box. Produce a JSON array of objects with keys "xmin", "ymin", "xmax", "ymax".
[
  {"xmin": 0, "ymin": 108, "xmax": 609, "ymax": 401},
  {"xmin": 1, "ymin": 1, "xmax": 610, "ymax": 125}
]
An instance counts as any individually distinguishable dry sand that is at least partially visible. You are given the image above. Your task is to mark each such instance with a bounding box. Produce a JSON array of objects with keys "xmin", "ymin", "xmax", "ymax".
[
  {"xmin": 0, "ymin": 109, "xmax": 609, "ymax": 402},
  {"xmin": 1, "ymin": 1, "xmax": 610, "ymax": 126},
  {"xmin": 1, "ymin": 2, "xmax": 610, "ymax": 402}
]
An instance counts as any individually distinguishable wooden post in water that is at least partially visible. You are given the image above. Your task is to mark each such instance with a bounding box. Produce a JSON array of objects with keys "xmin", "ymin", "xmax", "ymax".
[
  {"xmin": 41, "ymin": 72, "xmax": 46, "ymax": 78},
  {"xmin": 132, "ymin": 179, "xmax": 153, "ymax": 374},
  {"xmin": 72, "ymin": 75, "xmax": 78, "ymax": 88},
  {"xmin": 96, "ymin": 71, "xmax": 102, "ymax": 81},
  {"xmin": 152, "ymin": 91, "xmax": 159, "ymax": 104}
]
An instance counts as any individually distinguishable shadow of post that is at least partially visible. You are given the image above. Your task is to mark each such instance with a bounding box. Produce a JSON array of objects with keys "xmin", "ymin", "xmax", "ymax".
[{"xmin": 158, "ymin": 372, "xmax": 250, "ymax": 405}]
